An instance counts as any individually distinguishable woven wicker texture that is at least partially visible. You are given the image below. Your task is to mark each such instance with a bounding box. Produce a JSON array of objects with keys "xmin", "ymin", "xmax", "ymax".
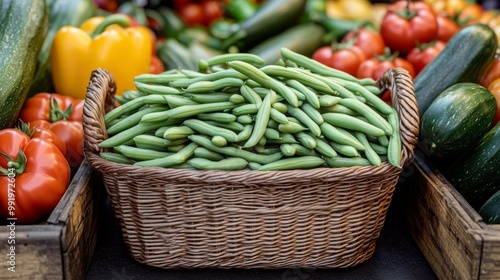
[{"xmin": 83, "ymin": 67, "xmax": 419, "ymax": 269}]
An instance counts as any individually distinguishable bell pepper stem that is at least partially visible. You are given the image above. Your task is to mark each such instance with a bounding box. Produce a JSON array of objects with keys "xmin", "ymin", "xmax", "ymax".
[{"xmin": 91, "ymin": 14, "xmax": 131, "ymax": 38}]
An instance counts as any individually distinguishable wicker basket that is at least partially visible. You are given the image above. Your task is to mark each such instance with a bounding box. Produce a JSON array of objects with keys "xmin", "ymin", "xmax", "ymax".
[{"xmin": 82, "ymin": 67, "xmax": 419, "ymax": 269}]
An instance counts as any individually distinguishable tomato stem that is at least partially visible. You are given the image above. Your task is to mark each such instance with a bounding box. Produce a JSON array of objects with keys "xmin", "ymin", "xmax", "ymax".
[
  {"xmin": 0, "ymin": 150, "xmax": 26, "ymax": 175},
  {"xmin": 395, "ymin": 1, "xmax": 417, "ymax": 20}
]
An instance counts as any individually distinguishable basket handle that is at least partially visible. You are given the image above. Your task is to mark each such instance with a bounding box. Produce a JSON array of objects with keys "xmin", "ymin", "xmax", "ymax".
[
  {"xmin": 376, "ymin": 67, "xmax": 419, "ymax": 168},
  {"xmin": 83, "ymin": 68, "xmax": 117, "ymax": 160},
  {"xmin": 82, "ymin": 68, "xmax": 420, "ymax": 169}
]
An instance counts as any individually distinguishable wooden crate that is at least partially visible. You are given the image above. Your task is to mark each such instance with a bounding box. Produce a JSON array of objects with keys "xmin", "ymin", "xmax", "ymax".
[
  {"xmin": 0, "ymin": 160, "xmax": 104, "ymax": 280},
  {"xmin": 402, "ymin": 153, "xmax": 500, "ymax": 280}
]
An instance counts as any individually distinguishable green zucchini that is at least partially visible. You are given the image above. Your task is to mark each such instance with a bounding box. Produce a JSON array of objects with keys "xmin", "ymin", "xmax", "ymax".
[
  {"xmin": 446, "ymin": 122, "xmax": 500, "ymax": 210},
  {"xmin": 420, "ymin": 82, "xmax": 496, "ymax": 158},
  {"xmin": 28, "ymin": 0, "xmax": 96, "ymax": 97},
  {"xmin": 479, "ymin": 190, "xmax": 500, "ymax": 224},
  {"xmin": 220, "ymin": 0, "xmax": 307, "ymax": 52},
  {"xmin": 249, "ymin": 23, "xmax": 326, "ymax": 66},
  {"xmin": 414, "ymin": 24, "xmax": 498, "ymax": 117},
  {"xmin": 0, "ymin": 0, "xmax": 48, "ymax": 129}
]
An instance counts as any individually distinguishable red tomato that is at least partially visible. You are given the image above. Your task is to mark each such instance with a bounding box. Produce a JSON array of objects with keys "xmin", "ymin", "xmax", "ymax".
[
  {"xmin": 342, "ymin": 28, "xmax": 386, "ymax": 58},
  {"xmin": 380, "ymin": 1, "xmax": 438, "ymax": 54},
  {"xmin": 406, "ymin": 40, "xmax": 446, "ymax": 75},
  {"xmin": 357, "ymin": 55, "xmax": 415, "ymax": 81},
  {"xmin": 19, "ymin": 93, "xmax": 84, "ymax": 168},
  {"xmin": 480, "ymin": 56, "xmax": 500, "ymax": 88},
  {"xmin": 0, "ymin": 129, "xmax": 70, "ymax": 224},
  {"xmin": 312, "ymin": 44, "xmax": 366, "ymax": 76},
  {"xmin": 435, "ymin": 13, "xmax": 460, "ymax": 42},
  {"xmin": 150, "ymin": 55, "xmax": 165, "ymax": 74},
  {"xmin": 201, "ymin": 0, "xmax": 224, "ymax": 26},
  {"xmin": 178, "ymin": 3, "xmax": 205, "ymax": 26},
  {"xmin": 487, "ymin": 78, "xmax": 500, "ymax": 126}
]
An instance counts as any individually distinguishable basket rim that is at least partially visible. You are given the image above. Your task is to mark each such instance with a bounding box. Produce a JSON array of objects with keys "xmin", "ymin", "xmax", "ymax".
[{"xmin": 82, "ymin": 67, "xmax": 419, "ymax": 177}]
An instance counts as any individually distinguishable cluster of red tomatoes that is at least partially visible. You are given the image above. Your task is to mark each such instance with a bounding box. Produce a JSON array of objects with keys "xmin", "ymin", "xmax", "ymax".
[
  {"xmin": 312, "ymin": 1, "xmax": 466, "ymax": 84},
  {"xmin": 0, "ymin": 93, "xmax": 85, "ymax": 224}
]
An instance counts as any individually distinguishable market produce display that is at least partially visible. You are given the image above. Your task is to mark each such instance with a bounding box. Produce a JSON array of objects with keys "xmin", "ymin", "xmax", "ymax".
[{"xmin": 1, "ymin": 0, "xmax": 500, "ymax": 240}]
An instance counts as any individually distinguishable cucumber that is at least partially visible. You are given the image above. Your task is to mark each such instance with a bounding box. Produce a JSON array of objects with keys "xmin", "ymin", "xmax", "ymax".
[
  {"xmin": 0, "ymin": 0, "xmax": 48, "ymax": 129},
  {"xmin": 420, "ymin": 82, "xmax": 496, "ymax": 158},
  {"xmin": 28, "ymin": 0, "xmax": 96, "ymax": 97},
  {"xmin": 414, "ymin": 24, "xmax": 498, "ymax": 117},
  {"xmin": 249, "ymin": 23, "xmax": 326, "ymax": 66},
  {"xmin": 479, "ymin": 190, "xmax": 500, "ymax": 224},
  {"xmin": 446, "ymin": 122, "xmax": 500, "ymax": 210},
  {"xmin": 220, "ymin": 0, "xmax": 307, "ymax": 51}
]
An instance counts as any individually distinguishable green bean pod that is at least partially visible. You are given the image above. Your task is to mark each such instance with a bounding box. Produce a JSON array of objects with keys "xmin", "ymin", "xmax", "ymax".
[
  {"xmin": 243, "ymin": 89, "xmax": 274, "ymax": 148},
  {"xmin": 100, "ymin": 152, "xmax": 134, "ymax": 164},
  {"xmin": 355, "ymin": 132, "xmax": 381, "ymax": 166},
  {"xmin": 134, "ymin": 142, "xmax": 199, "ymax": 167},
  {"xmin": 186, "ymin": 92, "xmax": 234, "ymax": 103},
  {"xmin": 184, "ymin": 119, "xmax": 239, "ymax": 142},
  {"xmin": 387, "ymin": 111, "xmax": 402, "ymax": 168},
  {"xmin": 237, "ymin": 114, "xmax": 254, "ymax": 124},
  {"xmin": 170, "ymin": 69, "xmax": 247, "ymax": 88},
  {"xmin": 286, "ymin": 104, "xmax": 321, "ymax": 137},
  {"xmin": 260, "ymin": 65, "xmax": 335, "ymax": 96},
  {"xmin": 240, "ymin": 84, "xmax": 263, "ymax": 106},
  {"xmin": 270, "ymin": 108, "xmax": 289, "ymax": 124},
  {"xmin": 319, "ymin": 104, "xmax": 358, "ymax": 115},
  {"xmin": 141, "ymin": 101, "xmax": 237, "ymax": 123},
  {"xmin": 188, "ymin": 157, "xmax": 249, "ymax": 170},
  {"xmin": 206, "ymin": 121, "xmax": 245, "ymax": 132},
  {"xmin": 278, "ymin": 121, "xmax": 308, "ymax": 134},
  {"xmin": 227, "ymin": 60, "xmax": 299, "ymax": 107},
  {"xmin": 193, "ymin": 147, "xmax": 225, "ymax": 161},
  {"xmin": 319, "ymin": 95, "xmax": 342, "ymax": 107},
  {"xmin": 289, "ymin": 144, "xmax": 318, "ymax": 156},
  {"xmin": 280, "ymin": 143, "xmax": 296, "ymax": 157},
  {"xmin": 319, "ymin": 122, "xmax": 365, "ymax": 151},
  {"xmin": 313, "ymin": 137, "xmax": 337, "ymax": 158},
  {"xmin": 134, "ymin": 73, "xmax": 188, "ymax": 85},
  {"xmin": 211, "ymin": 135, "xmax": 228, "ymax": 147},
  {"xmin": 100, "ymin": 119, "xmax": 181, "ymax": 148},
  {"xmin": 135, "ymin": 82, "xmax": 182, "ymax": 95},
  {"xmin": 339, "ymin": 97, "xmax": 393, "ymax": 135},
  {"xmin": 258, "ymin": 156, "xmax": 325, "ymax": 171},
  {"xmin": 107, "ymin": 105, "xmax": 169, "ymax": 135},
  {"xmin": 325, "ymin": 156, "xmax": 372, "ymax": 168},
  {"xmin": 104, "ymin": 94, "xmax": 171, "ymax": 124},
  {"xmin": 189, "ymin": 134, "xmax": 282, "ymax": 164},
  {"xmin": 329, "ymin": 142, "xmax": 360, "ymax": 157},
  {"xmin": 198, "ymin": 112, "xmax": 237, "ymax": 123},
  {"xmin": 322, "ymin": 113, "xmax": 386, "ymax": 137},
  {"xmin": 232, "ymin": 103, "xmax": 258, "ymax": 115},
  {"xmin": 235, "ymin": 124, "xmax": 253, "ymax": 142},
  {"xmin": 300, "ymin": 103, "xmax": 324, "ymax": 125},
  {"xmin": 163, "ymin": 126, "xmax": 195, "ymax": 140},
  {"xmin": 134, "ymin": 134, "xmax": 184, "ymax": 151},
  {"xmin": 296, "ymin": 132, "xmax": 317, "ymax": 149},
  {"xmin": 185, "ymin": 77, "xmax": 245, "ymax": 93},
  {"xmin": 114, "ymin": 145, "xmax": 173, "ymax": 161}
]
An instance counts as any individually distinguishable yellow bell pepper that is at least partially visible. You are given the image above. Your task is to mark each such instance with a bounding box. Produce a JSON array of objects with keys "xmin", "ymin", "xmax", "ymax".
[{"xmin": 50, "ymin": 14, "xmax": 153, "ymax": 98}]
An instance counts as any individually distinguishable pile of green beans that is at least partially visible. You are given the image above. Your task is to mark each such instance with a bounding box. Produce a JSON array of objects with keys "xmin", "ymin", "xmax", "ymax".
[{"xmin": 100, "ymin": 48, "xmax": 402, "ymax": 171}]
